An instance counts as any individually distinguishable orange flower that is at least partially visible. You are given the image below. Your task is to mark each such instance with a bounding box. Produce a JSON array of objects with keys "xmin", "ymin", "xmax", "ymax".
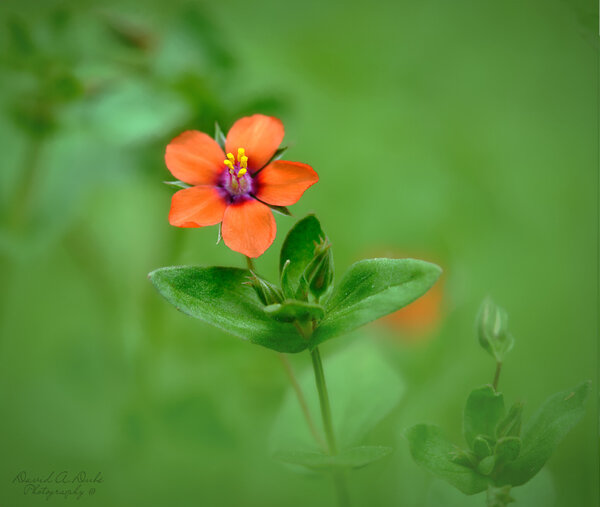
[{"xmin": 165, "ymin": 115, "xmax": 319, "ymax": 258}]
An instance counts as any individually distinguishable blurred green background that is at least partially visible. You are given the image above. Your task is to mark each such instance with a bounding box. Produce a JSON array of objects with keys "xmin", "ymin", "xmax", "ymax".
[{"xmin": 0, "ymin": 0, "xmax": 596, "ymax": 505}]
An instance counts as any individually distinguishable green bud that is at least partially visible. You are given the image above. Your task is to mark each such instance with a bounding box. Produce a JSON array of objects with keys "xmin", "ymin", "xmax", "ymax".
[
  {"xmin": 477, "ymin": 297, "xmax": 514, "ymax": 362},
  {"xmin": 473, "ymin": 435, "xmax": 493, "ymax": 459},
  {"xmin": 494, "ymin": 436, "xmax": 521, "ymax": 463},
  {"xmin": 477, "ymin": 455, "xmax": 496, "ymax": 476},
  {"xmin": 496, "ymin": 401, "xmax": 523, "ymax": 439},
  {"xmin": 245, "ymin": 272, "xmax": 283, "ymax": 306},
  {"xmin": 302, "ymin": 238, "xmax": 334, "ymax": 302}
]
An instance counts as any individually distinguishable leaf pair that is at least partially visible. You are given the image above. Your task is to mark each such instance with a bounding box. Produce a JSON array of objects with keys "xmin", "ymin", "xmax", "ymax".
[
  {"xmin": 406, "ymin": 381, "xmax": 590, "ymax": 494},
  {"xmin": 148, "ymin": 214, "xmax": 442, "ymax": 353}
]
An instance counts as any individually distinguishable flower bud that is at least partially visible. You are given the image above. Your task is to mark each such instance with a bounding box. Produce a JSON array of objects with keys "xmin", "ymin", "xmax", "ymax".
[
  {"xmin": 245, "ymin": 272, "xmax": 283, "ymax": 306},
  {"xmin": 477, "ymin": 297, "xmax": 514, "ymax": 362},
  {"xmin": 302, "ymin": 238, "xmax": 334, "ymax": 302}
]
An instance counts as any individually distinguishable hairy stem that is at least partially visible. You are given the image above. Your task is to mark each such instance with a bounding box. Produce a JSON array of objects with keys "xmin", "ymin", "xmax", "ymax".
[
  {"xmin": 10, "ymin": 135, "xmax": 44, "ymax": 228},
  {"xmin": 310, "ymin": 346, "xmax": 350, "ymax": 506},
  {"xmin": 245, "ymin": 255, "xmax": 255, "ymax": 271},
  {"xmin": 310, "ymin": 347, "xmax": 337, "ymax": 454}
]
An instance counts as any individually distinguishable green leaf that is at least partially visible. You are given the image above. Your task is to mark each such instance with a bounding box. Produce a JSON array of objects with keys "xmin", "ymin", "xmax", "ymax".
[
  {"xmin": 270, "ymin": 340, "xmax": 404, "ymax": 455},
  {"xmin": 214, "ymin": 121, "xmax": 226, "ymax": 149},
  {"xmin": 273, "ymin": 446, "xmax": 391, "ymax": 470},
  {"xmin": 313, "ymin": 259, "xmax": 441, "ymax": 346},
  {"xmin": 496, "ymin": 381, "xmax": 590, "ymax": 487},
  {"xmin": 264, "ymin": 300, "xmax": 325, "ymax": 323},
  {"xmin": 496, "ymin": 401, "xmax": 524, "ymax": 439},
  {"xmin": 463, "ymin": 386, "xmax": 505, "ymax": 449},
  {"xmin": 279, "ymin": 215, "xmax": 328, "ymax": 296},
  {"xmin": 148, "ymin": 266, "xmax": 307, "ymax": 353},
  {"xmin": 406, "ymin": 424, "xmax": 489, "ymax": 495},
  {"xmin": 164, "ymin": 180, "xmax": 192, "ymax": 189},
  {"xmin": 266, "ymin": 204, "xmax": 292, "ymax": 216}
]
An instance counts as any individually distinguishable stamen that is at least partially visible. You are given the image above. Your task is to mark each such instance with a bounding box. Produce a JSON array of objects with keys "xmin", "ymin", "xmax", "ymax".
[
  {"xmin": 227, "ymin": 153, "xmax": 235, "ymax": 163},
  {"xmin": 238, "ymin": 168, "xmax": 247, "ymax": 177},
  {"xmin": 240, "ymin": 156, "xmax": 248, "ymax": 169},
  {"xmin": 237, "ymin": 148, "xmax": 245, "ymax": 161},
  {"xmin": 224, "ymin": 160, "xmax": 235, "ymax": 171}
]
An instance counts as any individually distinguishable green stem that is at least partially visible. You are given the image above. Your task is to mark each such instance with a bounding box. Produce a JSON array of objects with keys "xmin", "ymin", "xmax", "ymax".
[
  {"xmin": 310, "ymin": 347, "xmax": 351, "ymax": 507},
  {"xmin": 493, "ymin": 361, "xmax": 502, "ymax": 391},
  {"xmin": 245, "ymin": 255, "xmax": 255, "ymax": 271},
  {"xmin": 310, "ymin": 347, "xmax": 337, "ymax": 454},
  {"xmin": 10, "ymin": 134, "xmax": 44, "ymax": 228}
]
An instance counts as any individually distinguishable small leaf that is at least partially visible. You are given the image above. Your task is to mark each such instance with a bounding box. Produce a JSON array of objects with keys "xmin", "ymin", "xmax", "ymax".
[
  {"xmin": 496, "ymin": 381, "xmax": 591, "ymax": 487},
  {"xmin": 494, "ymin": 437, "xmax": 521, "ymax": 463},
  {"xmin": 313, "ymin": 259, "xmax": 441, "ymax": 346},
  {"xmin": 214, "ymin": 121, "xmax": 226, "ymax": 149},
  {"xmin": 264, "ymin": 300, "xmax": 325, "ymax": 323},
  {"xmin": 406, "ymin": 424, "xmax": 489, "ymax": 495},
  {"xmin": 477, "ymin": 455, "xmax": 496, "ymax": 476},
  {"xmin": 463, "ymin": 386, "xmax": 505, "ymax": 449},
  {"xmin": 273, "ymin": 446, "xmax": 391, "ymax": 470},
  {"xmin": 262, "ymin": 146, "xmax": 288, "ymax": 168},
  {"xmin": 279, "ymin": 215, "xmax": 328, "ymax": 297},
  {"xmin": 280, "ymin": 260, "xmax": 295, "ymax": 300},
  {"xmin": 149, "ymin": 267, "xmax": 306, "ymax": 353},
  {"xmin": 164, "ymin": 180, "xmax": 192, "ymax": 189},
  {"xmin": 487, "ymin": 484, "xmax": 515, "ymax": 507},
  {"xmin": 266, "ymin": 203, "xmax": 292, "ymax": 216},
  {"xmin": 496, "ymin": 402, "xmax": 524, "ymax": 439},
  {"xmin": 473, "ymin": 436, "xmax": 492, "ymax": 458}
]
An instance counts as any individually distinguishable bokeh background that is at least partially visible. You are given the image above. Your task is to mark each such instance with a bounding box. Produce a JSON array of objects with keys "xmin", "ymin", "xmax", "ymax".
[{"xmin": 0, "ymin": 0, "xmax": 597, "ymax": 505}]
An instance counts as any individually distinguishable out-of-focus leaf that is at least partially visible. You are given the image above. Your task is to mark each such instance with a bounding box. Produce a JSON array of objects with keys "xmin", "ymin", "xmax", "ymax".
[
  {"xmin": 273, "ymin": 446, "xmax": 391, "ymax": 470},
  {"xmin": 164, "ymin": 180, "xmax": 191, "ymax": 189},
  {"xmin": 270, "ymin": 340, "xmax": 404, "ymax": 456},
  {"xmin": 425, "ymin": 468, "xmax": 556, "ymax": 507},
  {"xmin": 463, "ymin": 386, "xmax": 505, "ymax": 449},
  {"xmin": 313, "ymin": 259, "xmax": 441, "ymax": 346},
  {"xmin": 148, "ymin": 266, "xmax": 306, "ymax": 353},
  {"xmin": 406, "ymin": 424, "xmax": 489, "ymax": 495},
  {"xmin": 496, "ymin": 381, "xmax": 590, "ymax": 487}
]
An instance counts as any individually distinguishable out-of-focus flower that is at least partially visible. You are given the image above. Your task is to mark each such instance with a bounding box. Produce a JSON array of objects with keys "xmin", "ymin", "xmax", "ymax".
[
  {"xmin": 368, "ymin": 248, "xmax": 444, "ymax": 341},
  {"xmin": 165, "ymin": 114, "xmax": 318, "ymax": 257}
]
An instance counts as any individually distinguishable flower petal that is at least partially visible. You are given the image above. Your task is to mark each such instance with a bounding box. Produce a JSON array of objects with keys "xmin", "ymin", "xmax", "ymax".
[
  {"xmin": 222, "ymin": 199, "xmax": 276, "ymax": 258},
  {"xmin": 165, "ymin": 130, "xmax": 225, "ymax": 185},
  {"xmin": 225, "ymin": 115, "xmax": 284, "ymax": 172},
  {"xmin": 169, "ymin": 186, "xmax": 227, "ymax": 228},
  {"xmin": 254, "ymin": 161, "xmax": 319, "ymax": 206}
]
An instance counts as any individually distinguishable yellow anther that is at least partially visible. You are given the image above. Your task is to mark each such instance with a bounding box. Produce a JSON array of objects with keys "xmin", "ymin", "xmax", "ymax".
[
  {"xmin": 238, "ymin": 168, "xmax": 247, "ymax": 177},
  {"xmin": 227, "ymin": 153, "xmax": 235, "ymax": 163},
  {"xmin": 237, "ymin": 148, "xmax": 245, "ymax": 161},
  {"xmin": 240, "ymin": 156, "xmax": 248, "ymax": 169},
  {"xmin": 224, "ymin": 160, "xmax": 235, "ymax": 171}
]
